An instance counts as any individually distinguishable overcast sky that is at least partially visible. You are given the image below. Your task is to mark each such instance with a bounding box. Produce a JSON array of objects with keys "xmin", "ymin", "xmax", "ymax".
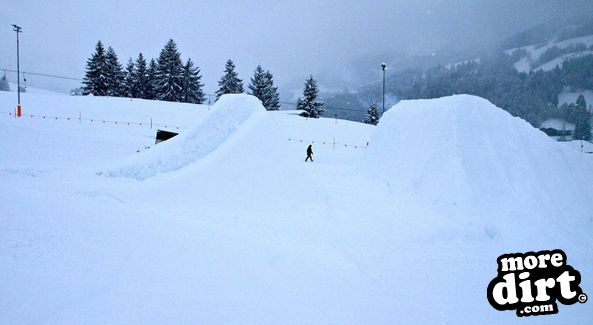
[{"xmin": 1, "ymin": 0, "xmax": 592, "ymax": 94}]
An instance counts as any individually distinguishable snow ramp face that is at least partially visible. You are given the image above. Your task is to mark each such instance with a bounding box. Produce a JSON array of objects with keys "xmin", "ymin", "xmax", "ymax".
[
  {"xmin": 102, "ymin": 94, "xmax": 267, "ymax": 180},
  {"xmin": 361, "ymin": 94, "xmax": 593, "ymax": 219}
]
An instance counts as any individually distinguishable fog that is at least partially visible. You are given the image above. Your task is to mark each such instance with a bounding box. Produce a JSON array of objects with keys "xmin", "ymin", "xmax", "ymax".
[{"xmin": 1, "ymin": 0, "xmax": 591, "ymax": 96}]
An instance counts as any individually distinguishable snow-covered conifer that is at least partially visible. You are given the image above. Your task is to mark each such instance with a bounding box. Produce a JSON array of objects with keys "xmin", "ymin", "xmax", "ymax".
[
  {"xmin": 248, "ymin": 66, "xmax": 280, "ymax": 110},
  {"xmin": 181, "ymin": 58, "xmax": 206, "ymax": 104},
  {"xmin": 105, "ymin": 46, "xmax": 125, "ymax": 97},
  {"xmin": 364, "ymin": 100, "xmax": 380, "ymax": 125},
  {"xmin": 296, "ymin": 75, "xmax": 324, "ymax": 118},
  {"xmin": 123, "ymin": 58, "xmax": 136, "ymax": 98},
  {"xmin": 216, "ymin": 59, "xmax": 244, "ymax": 100},
  {"xmin": 155, "ymin": 39, "xmax": 184, "ymax": 102},
  {"xmin": 146, "ymin": 58, "xmax": 157, "ymax": 100},
  {"xmin": 134, "ymin": 53, "xmax": 151, "ymax": 99},
  {"xmin": 82, "ymin": 41, "xmax": 109, "ymax": 96}
]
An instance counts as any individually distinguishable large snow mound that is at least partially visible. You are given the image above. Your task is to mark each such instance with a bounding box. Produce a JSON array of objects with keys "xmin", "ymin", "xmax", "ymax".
[
  {"xmin": 362, "ymin": 95, "xmax": 593, "ymax": 218},
  {"xmin": 102, "ymin": 94, "xmax": 267, "ymax": 180}
]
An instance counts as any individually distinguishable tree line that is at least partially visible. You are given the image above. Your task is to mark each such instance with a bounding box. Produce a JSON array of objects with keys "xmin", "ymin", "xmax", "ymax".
[{"xmin": 82, "ymin": 39, "xmax": 283, "ymax": 111}]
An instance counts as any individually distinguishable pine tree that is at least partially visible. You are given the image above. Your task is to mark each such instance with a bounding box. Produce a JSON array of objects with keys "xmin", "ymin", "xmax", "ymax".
[
  {"xmin": 181, "ymin": 58, "xmax": 206, "ymax": 104},
  {"xmin": 216, "ymin": 59, "xmax": 244, "ymax": 100},
  {"xmin": 146, "ymin": 58, "xmax": 157, "ymax": 100},
  {"xmin": 155, "ymin": 39, "xmax": 184, "ymax": 102},
  {"xmin": 248, "ymin": 66, "xmax": 280, "ymax": 110},
  {"xmin": 123, "ymin": 58, "xmax": 136, "ymax": 98},
  {"xmin": 249, "ymin": 65, "xmax": 267, "ymax": 104},
  {"xmin": 133, "ymin": 53, "xmax": 151, "ymax": 99},
  {"xmin": 296, "ymin": 75, "xmax": 324, "ymax": 118},
  {"xmin": 105, "ymin": 46, "xmax": 125, "ymax": 97},
  {"xmin": 576, "ymin": 94, "xmax": 587, "ymax": 109},
  {"xmin": 0, "ymin": 73, "xmax": 10, "ymax": 91},
  {"xmin": 264, "ymin": 71, "xmax": 280, "ymax": 110},
  {"xmin": 573, "ymin": 110, "xmax": 592, "ymax": 141},
  {"xmin": 364, "ymin": 100, "xmax": 380, "ymax": 125},
  {"xmin": 82, "ymin": 41, "xmax": 108, "ymax": 96},
  {"xmin": 573, "ymin": 95, "xmax": 592, "ymax": 141}
]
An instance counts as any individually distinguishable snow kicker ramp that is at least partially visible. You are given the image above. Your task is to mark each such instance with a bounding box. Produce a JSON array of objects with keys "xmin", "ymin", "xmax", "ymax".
[
  {"xmin": 361, "ymin": 94, "xmax": 593, "ymax": 220},
  {"xmin": 103, "ymin": 94, "xmax": 270, "ymax": 180}
]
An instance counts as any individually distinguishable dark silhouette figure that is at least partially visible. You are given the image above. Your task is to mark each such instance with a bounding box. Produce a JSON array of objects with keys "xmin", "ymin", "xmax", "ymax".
[{"xmin": 305, "ymin": 144, "xmax": 313, "ymax": 162}]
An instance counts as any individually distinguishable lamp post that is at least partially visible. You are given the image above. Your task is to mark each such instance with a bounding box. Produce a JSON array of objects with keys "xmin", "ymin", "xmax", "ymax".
[
  {"xmin": 380, "ymin": 63, "xmax": 386, "ymax": 115},
  {"xmin": 12, "ymin": 24, "xmax": 22, "ymax": 117}
]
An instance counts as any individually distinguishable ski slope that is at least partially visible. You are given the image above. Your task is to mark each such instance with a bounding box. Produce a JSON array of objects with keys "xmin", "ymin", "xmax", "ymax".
[
  {"xmin": 507, "ymin": 35, "xmax": 593, "ymax": 73},
  {"xmin": 533, "ymin": 50, "xmax": 593, "ymax": 71},
  {"xmin": 1, "ymin": 91, "xmax": 592, "ymax": 324}
]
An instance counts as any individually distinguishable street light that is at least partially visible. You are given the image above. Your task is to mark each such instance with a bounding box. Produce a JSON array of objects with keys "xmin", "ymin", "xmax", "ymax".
[
  {"xmin": 12, "ymin": 24, "xmax": 22, "ymax": 117},
  {"xmin": 381, "ymin": 63, "xmax": 386, "ymax": 115}
]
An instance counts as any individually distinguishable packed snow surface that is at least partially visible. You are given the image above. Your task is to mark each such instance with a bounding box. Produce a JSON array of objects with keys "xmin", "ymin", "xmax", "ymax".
[
  {"xmin": 1, "ymin": 91, "xmax": 592, "ymax": 324},
  {"xmin": 102, "ymin": 95, "xmax": 270, "ymax": 180},
  {"xmin": 362, "ymin": 95, "xmax": 593, "ymax": 218}
]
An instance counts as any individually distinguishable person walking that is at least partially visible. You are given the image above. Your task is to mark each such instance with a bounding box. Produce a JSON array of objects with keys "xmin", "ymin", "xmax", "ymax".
[{"xmin": 305, "ymin": 144, "xmax": 313, "ymax": 162}]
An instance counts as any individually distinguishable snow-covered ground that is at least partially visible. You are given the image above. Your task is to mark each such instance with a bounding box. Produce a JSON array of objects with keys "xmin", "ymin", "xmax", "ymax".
[
  {"xmin": 1, "ymin": 91, "xmax": 592, "ymax": 324},
  {"xmin": 562, "ymin": 140, "xmax": 593, "ymax": 154},
  {"xmin": 512, "ymin": 56, "xmax": 532, "ymax": 73}
]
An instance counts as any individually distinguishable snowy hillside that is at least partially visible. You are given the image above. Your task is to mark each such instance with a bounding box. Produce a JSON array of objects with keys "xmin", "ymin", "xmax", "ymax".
[
  {"xmin": 506, "ymin": 34, "xmax": 593, "ymax": 73},
  {"xmin": 1, "ymin": 92, "xmax": 592, "ymax": 324},
  {"xmin": 533, "ymin": 50, "xmax": 593, "ymax": 71}
]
